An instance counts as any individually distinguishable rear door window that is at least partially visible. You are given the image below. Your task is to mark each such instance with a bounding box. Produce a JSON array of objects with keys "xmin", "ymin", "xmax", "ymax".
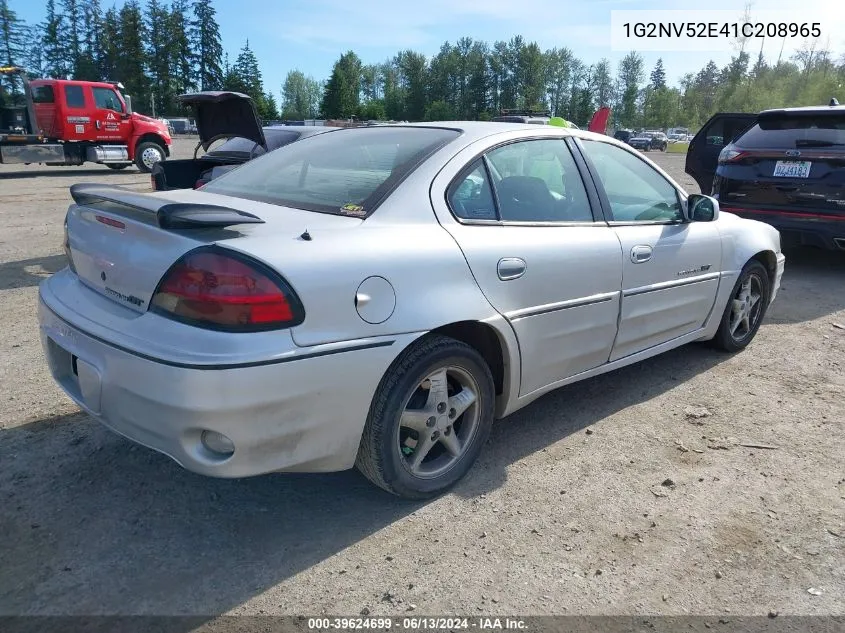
[
  {"xmin": 32, "ymin": 85, "xmax": 55, "ymax": 103},
  {"xmin": 64, "ymin": 85, "xmax": 86, "ymax": 108}
]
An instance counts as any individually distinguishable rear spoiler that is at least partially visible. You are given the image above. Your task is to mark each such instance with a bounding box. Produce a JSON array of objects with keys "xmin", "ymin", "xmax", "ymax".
[{"xmin": 69, "ymin": 183, "xmax": 264, "ymax": 229}]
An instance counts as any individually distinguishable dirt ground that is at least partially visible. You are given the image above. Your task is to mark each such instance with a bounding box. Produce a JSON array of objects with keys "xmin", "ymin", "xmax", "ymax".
[{"xmin": 0, "ymin": 138, "xmax": 843, "ymax": 618}]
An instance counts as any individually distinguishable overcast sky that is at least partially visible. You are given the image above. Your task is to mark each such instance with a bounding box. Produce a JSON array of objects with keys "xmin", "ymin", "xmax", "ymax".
[{"xmin": 14, "ymin": 0, "xmax": 845, "ymax": 96}]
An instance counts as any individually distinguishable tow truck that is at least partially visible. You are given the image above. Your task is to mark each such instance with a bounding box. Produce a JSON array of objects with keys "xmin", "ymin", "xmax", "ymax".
[{"xmin": 0, "ymin": 66, "xmax": 171, "ymax": 172}]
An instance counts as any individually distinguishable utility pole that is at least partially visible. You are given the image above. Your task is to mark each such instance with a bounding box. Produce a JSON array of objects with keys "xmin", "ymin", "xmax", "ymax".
[{"xmin": 150, "ymin": 92, "xmax": 156, "ymax": 117}]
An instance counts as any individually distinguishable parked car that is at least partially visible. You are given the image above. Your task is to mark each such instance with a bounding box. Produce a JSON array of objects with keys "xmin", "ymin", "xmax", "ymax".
[
  {"xmin": 687, "ymin": 100, "xmax": 845, "ymax": 251},
  {"xmin": 151, "ymin": 91, "xmax": 338, "ymax": 190},
  {"xmin": 613, "ymin": 129, "xmax": 634, "ymax": 144},
  {"xmin": 630, "ymin": 131, "xmax": 668, "ymax": 151},
  {"xmin": 40, "ymin": 122, "xmax": 784, "ymax": 499}
]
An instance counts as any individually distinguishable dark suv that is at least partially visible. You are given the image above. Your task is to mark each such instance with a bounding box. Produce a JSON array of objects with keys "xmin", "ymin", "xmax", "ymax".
[{"xmin": 686, "ymin": 101, "xmax": 845, "ymax": 251}]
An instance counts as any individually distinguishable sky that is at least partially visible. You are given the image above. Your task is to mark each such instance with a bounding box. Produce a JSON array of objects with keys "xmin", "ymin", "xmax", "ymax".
[{"xmin": 13, "ymin": 0, "xmax": 845, "ymax": 97}]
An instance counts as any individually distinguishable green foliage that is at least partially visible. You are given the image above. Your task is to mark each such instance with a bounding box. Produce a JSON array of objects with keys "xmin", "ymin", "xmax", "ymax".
[
  {"xmin": 320, "ymin": 50, "xmax": 362, "ymax": 119},
  {"xmin": 281, "ymin": 69, "xmax": 321, "ymax": 119},
  {"xmin": 191, "ymin": 0, "xmax": 222, "ymax": 90},
  {"xmin": 424, "ymin": 99, "xmax": 454, "ymax": 121}
]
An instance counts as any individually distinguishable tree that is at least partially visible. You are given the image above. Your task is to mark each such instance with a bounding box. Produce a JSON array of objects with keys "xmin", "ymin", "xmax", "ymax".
[
  {"xmin": 74, "ymin": 0, "xmax": 102, "ymax": 80},
  {"xmin": 60, "ymin": 0, "xmax": 82, "ymax": 74},
  {"xmin": 424, "ymin": 99, "xmax": 455, "ymax": 121},
  {"xmin": 169, "ymin": 0, "xmax": 194, "ymax": 100},
  {"xmin": 191, "ymin": 0, "xmax": 222, "ymax": 90},
  {"xmin": 260, "ymin": 90, "xmax": 278, "ymax": 120},
  {"xmin": 281, "ymin": 69, "xmax": 312, "ymax": 119},
  {"xmin": 592, "ymin": 58, "xmax": 613, "ymax": 107},
  {"xmin": 115, "ymin": 0, "xmax": 148, "ymax": 113},
  {"xmin": 231, "ymin": 40, "xmax": 263, "ymax": 101},
  {"xmin": 146, "ymin": 0, "xmax": 173, "ymax": 115},
  {"xmin": 397, "ymin": 50, "xmax": 427, "ymax": 121},
  {"xmin": 97, "ymin": 6, "xmax": 120, "ymax": 83},
  {"xmin": 0, "ymin": 0, "xmax": 26, "ymax": 96},
  {"xmin": 650, "ymin": 58, "xmax": 666, "ymax": 89},
  {"xmin": 616, "ymin": 51, "xmax": 644, "ymax": 127},
  {"xmin": 42, "ymin": 0, "xmax": 68, "ymax": 78},
  {"xmin": 320, "ymin": 51, "xmax": 362, "ymax": 118}
]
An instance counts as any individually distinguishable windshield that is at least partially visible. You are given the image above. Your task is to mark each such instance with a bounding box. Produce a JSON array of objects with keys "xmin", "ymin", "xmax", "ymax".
[
  {"xmin": 202, "ymin": 126, "xmax": 460, "ymax": 216},
  {"xmin": 737, "ymin": 113, "xmax": 845, "ymax": 148}
]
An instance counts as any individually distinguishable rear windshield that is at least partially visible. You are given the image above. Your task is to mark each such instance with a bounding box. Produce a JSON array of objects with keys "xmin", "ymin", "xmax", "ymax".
[
  {"xmin": 208, "ymin": 129, "xmax": 301, "ymax": 158},
  {"xmin": 202, "ymin": 126, "xmax": 459, "ymax": 216},
  {"xmin": 736, "ymin": 113, "xmax": 845, "ymax": 148}
]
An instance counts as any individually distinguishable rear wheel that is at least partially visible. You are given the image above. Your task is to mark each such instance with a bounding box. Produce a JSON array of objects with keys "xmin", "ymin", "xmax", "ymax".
[
  {"xmin": 105, "ymin": 164, "xmax": 130, "ymax": 170},
  {"xmin": 711, "ymin": 260, "xmax": 770, "ymax": 352},
  {"xmin": 356, "ymin": 335, "xmax": 495, "ymax": 499},
  {"xmin": 134, "ymin": 142, "xmax": 165, "ymax": 173}
]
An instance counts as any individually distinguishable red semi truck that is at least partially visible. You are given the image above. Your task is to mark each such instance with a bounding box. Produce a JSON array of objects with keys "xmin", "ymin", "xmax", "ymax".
[{"xmin": 0, "ymin": 66, "xmax": 172, "ymax": 172}]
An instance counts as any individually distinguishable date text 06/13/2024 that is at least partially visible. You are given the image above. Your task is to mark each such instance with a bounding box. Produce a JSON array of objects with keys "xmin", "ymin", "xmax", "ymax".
[{"xmin": 307, "ymin": 617, "xmax": 528, "ymax": 631}]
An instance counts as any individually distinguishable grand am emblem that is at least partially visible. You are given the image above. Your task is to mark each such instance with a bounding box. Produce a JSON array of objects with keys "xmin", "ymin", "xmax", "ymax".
[
  {"xmin": 677, "ymin": 264, "xmax": 712, "ymax": 277},
  {"xmin": 104, "ymin": 286, "xmax": 144, "ymax": 307}
]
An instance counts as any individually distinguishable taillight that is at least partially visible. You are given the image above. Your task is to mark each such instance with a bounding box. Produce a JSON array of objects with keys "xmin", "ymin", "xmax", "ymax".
[
  {"xmin": 150, "ymin": 247, "xmax": 304, "ymax": 332},
  {"xmin": 718, "ymin": 146, "xmax": 747, "ymax": 164},
  {"xmin": 193, "ymin": 180, "xmax": 205, "ymax": 189}
]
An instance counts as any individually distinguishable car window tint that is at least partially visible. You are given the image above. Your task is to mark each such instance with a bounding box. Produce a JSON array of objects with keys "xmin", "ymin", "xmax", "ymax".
[
  {"xmin": 92, "ymin": 87, "xmax": 122, "ymax": 112},
  {"xmin": 447, "ymin": 160, "xmax": 497, "ymax": 221},
  {"xmin": 580, "ymin": 140, "xmax": 683, "ymax": 223},
  {"xmin": 64, "ymin": 85, "xmax": 85, "ymax": 108},
  {"xmin": 32, "ymin": 85, "xmax": 54, "ymax": 103},
  {"xmin": 202, "ymin": 127, "xmax": 459, "ymax": 216},
  {"xmin": 485, "ymin": 139, "xmax": 592, "ymax": 222},
  {"xmin": 736, "ymin": 114, "xmax": 845, "ymax": 148},
  {"xmin": 704, "ymin": 117, "xmax": 752, "ymax": 147}
]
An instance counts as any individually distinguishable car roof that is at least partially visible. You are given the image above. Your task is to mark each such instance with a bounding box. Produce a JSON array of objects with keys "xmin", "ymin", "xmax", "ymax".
[
  {"xmin": 758, "ymin": 104, "xmax": 845, "ymax": 116},
  {"xmin": 398, "ymin": 120, "xmax": 595, "ymax": 142}
]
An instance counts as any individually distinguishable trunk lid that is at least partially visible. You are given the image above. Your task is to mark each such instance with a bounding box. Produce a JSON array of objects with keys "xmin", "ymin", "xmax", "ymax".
[
  {"xmin": 65, "ymin": 184, "xmax": 358, "ymax": 314},
  {"xmin": 177, "ymin": 91, "xmax": 267, "ymax": 152}
]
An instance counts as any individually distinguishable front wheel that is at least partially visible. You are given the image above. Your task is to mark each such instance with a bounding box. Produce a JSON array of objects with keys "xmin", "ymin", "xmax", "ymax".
[
  {"xmin": 134, "ymin": 142, "xmax": 165, "ymax": 173},
  {"xmin": 711, "ymin": 260, "xmax": 770, "ymax": 352},
  {"xmin": 356, "ymin": 335, "xmax": 495, "ymax": 499}
]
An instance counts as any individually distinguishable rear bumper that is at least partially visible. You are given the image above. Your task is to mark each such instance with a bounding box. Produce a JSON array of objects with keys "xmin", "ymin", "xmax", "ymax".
[
  {"xmin": 721, "ymin": 206, "xmax": 845, "ymax": 251},
  {"xmin": 38, "ymin": 282, "xmax": 415, "ymax": 477}
]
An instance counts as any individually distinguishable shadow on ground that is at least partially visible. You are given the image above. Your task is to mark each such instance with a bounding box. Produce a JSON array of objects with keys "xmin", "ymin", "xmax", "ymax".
[
  {"xmin": 0, "ymin": 246, "xmax": 841, "ymax": 619},
  {"xmin": 0, "ymin": 255, "xmax": 67, "ymax": 291},
  {"xmin": 0, "ymin": 342, "xmax": 729, "ymax": 618},
  {"xmin": 0, "ymin": 168, "xmax": 134, "ymax": 180}
]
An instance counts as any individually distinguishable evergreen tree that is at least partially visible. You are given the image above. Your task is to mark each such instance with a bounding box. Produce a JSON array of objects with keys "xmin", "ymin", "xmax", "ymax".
[
  {"xmin": 191, "ymin": 0, "xmax": 222, "ymax": 90},
  {"xmin": 42, "ymin": 0, "xmax": 68, "ymax": 78},
  {"xmin": 169, "ymin": 0, "xmax": 194, "ymax": 99},
  {"xmin": 282, "ymin": 69, "xmax": 310, "ymax": 120},
  {"xmin": 60, "ymin": 0, "xmax": 82, "ymax": 73},
  {"xmin": 650, "ymin": 58, "xmax": 666, "ymax": 89},
  {"xmin": 97, "ymin": 6, "xmax": 120, "ymax": 82},
  {"xmin": 74, "ymin": 0, "xmax": 102, "ymax": 80},
  {"xmin": 115, "ymin": 0, "xmax": 149, "ymax": 112},
  {"xmin": 146, "ymin": 0, "xmax": 173, "ymax": 114},
  {"xmin": 0, "ymin": 0, "xmax": 26, "ymax": 95},
  {"xmin": 320, "ymin": 51, "xmax": 362, "ymax": 119},
  {"xmin": 261, "ymin": 90, "xmax": 278, "ymax": 120},
  {"xmin": 616, "ymin": 51, "xmax": 644, "ymax": 127},
  {"xmin": 232, "ymin": 39, "xmax": 263, "ymax": 100}
]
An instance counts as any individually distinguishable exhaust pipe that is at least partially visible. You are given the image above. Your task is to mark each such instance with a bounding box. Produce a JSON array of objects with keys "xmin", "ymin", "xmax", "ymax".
[{"xmin": 834, "ymin": 238, "xmax": 845, "ymax": 251}]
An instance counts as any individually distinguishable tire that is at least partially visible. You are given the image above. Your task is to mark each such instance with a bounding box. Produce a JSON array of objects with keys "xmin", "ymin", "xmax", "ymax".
[
  {"xmin": 105, "ymin": 164, "xmax": 130, "ymax": 170},
  {"xmin": 710, "ymin": 260, "xmax": 770, "ymax": 352},
  {"xmin": 356, "ymin": 334, "xmax": 495, "ymax": 499},
  {"xmin": 134, "ymin": 141, "xmax": 165, "ymax": 173}
]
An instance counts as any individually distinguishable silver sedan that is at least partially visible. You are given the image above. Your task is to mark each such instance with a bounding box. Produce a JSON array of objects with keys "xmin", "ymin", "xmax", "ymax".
[{"xmin": 39, "ymin": 122, "xmax": 785, "ymax": 498}]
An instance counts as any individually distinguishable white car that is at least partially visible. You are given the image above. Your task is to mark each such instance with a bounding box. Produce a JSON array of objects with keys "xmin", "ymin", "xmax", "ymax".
[{"xmin": 39, "ymin": 122, "xmax": 785, "ymax": 498}]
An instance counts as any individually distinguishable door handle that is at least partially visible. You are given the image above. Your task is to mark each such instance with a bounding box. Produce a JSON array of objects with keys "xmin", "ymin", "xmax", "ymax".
[
  {"xmin": 497, "ymin": 257, "xmax": 526, "ymax": 281},
  {"xmin": 630, "ymin": 245, "xmax": 653, "ymax": 263}
]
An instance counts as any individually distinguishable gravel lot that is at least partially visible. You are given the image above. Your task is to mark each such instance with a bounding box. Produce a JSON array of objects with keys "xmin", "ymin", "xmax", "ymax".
[{"xmin": 0, "ymin": 138, "xmax": 843, "ymax": 618}]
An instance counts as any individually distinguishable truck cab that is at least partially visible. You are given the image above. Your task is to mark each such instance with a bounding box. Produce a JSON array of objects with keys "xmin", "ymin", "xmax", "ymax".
[{"xmin": 1, "ymin": 71, "xmax": 171, "ymax": 172}]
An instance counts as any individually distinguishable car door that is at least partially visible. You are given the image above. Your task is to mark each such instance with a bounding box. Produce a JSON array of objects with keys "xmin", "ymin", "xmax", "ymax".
[
  {"xmin": 435, "ymin": 137, "xmax": 624, "ymax": 396},
  {"xmin": 686, "ymin": 113, "xmax": 757, "ymax": 193},
  {"xmin": 576, "ymin": 138, "xmax": 723, "ymax": 362}
]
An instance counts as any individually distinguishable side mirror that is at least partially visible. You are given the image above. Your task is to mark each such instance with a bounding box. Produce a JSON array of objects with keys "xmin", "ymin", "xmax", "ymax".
[
  {"xmin": 686, "ymin": 194, "xmax": 720, "ymax": 222},
  {"xmin": 123, "ymin": 95, "xmax": 133, "ymax": 115}
]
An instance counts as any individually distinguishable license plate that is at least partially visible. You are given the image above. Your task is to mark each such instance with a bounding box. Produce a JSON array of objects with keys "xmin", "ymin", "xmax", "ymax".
[{"xmin": 773, "ymin": 160, "xmax": 811, "ymax": 178}]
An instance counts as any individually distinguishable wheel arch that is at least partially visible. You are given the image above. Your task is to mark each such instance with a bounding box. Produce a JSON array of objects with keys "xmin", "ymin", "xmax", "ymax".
[
  {"xmin": 132, "ymin": 133, "xmax": 170, "ymax": 158},
  {"xmin": 388, "ymin": 318, "xmax": 521, "ymax": 419}
]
